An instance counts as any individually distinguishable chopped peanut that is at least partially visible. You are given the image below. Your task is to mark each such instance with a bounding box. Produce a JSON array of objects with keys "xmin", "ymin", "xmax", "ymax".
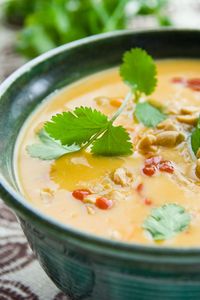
[
  {"xmin": 137, "ymin": 134, "xmax": 157, "ymax": 154},
  {"xmin": 196, "ymin": 159, "xmax": 200, "ymax": 179},
  {"xmin": 176, "ymin": 114, "xmax": 198, "ymax": 126},
  {"xmin": 196, "ymin": 149, "xmax": 200, "ymax": 159},
  {"xmin": 180, "ymin": 106, "xmax": 199, "ymax": 115},
  {"xmin": 148, "ymin": 98, "xmax": 164, "ymax": 109},
  {"xmin": 156, "ymin": 131, "xmax": 185, "ymax": 147},
  {"xmin": 157, "ymin": 119, "xmax": 178, "ymax": 131}
]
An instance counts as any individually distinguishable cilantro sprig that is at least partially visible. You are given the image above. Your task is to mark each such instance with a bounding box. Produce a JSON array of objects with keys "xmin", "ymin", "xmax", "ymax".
[
  {"xmin": 143, "ymin": 204, "xmax": 191, "ymax": 241},
  {"xmin": 27, "ymin": 93, "xmax": 133, "ymax": 160},
  {"xmin": 46, "ymin": 102, "xmax": 133, "ymax": 157},
  {"xmin": 120, "ymin": 48, "xmax": 157, "ymax": 100},
  {"xmin": 120, "ymin": 47, "xmax": 165, "ymax": 128},
  {"xmin": 27, "ymin": 47, "xmax": 162, "ymax": 160}
]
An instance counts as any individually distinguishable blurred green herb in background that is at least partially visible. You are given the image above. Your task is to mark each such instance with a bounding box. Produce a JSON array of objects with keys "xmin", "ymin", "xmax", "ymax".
[{"xmin": 3, "ymin": 0, "xmax": 171, "ymax": 58}]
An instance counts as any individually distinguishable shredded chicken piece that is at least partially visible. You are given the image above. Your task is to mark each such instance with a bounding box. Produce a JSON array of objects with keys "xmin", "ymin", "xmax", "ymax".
[
  {"xmin": 172, "ymin": 168, "xmax": 198, "ymax": 193},
  {"xmin": 137, "ymin": 134, "xmax": 157, "ymax": 154},
  {"xmin": 40, "ymin": 188, "xmax": 54, "ymax": 205},
  {"xmin": 112, "ymin": 167, "xmax": 133, "ymax": 187},
  {"xmin": 108, "ymin": 190, "xmax": 125, "ymax": 201}
]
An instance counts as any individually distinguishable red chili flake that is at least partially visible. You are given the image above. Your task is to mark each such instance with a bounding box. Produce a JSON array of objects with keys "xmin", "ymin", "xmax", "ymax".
[
  {"xmin": 142, "ymin": 165, "xmax": 156, "ymax": 177},
  {"xmin": 172, "ymin": 77, "xmax": 200, "ymax": 92},
  {"xmin": 95, "ymin": 197, "xmax": 113, "ymax": 210},
  {"xmin": 72, "ymin": 189, "xmax": 91, "ymax": 201},
  {"xmin": 144, "ymin": 198, "xmax": 152, "ymax": 206},
  {"xmin": 136, "ymin": 183, "xmax": 144, "ymax": 193},
  {"xmin": 171, "ymin": 77, "xmax": 185, "ymax": 84},
  {"xmin": 187, "ymin": 78, "xmax": 200, "ymax": 91},
  {"xmin": 187, "ymin": 78, "xmax": 200, "ymax": 85},
  {"xmin": 145, "ymin": 156, "xmax": 162, "ymax": 167},
  {"xmin": 158, "ymin": 160, "xmax": 174, "ymax": 174}
]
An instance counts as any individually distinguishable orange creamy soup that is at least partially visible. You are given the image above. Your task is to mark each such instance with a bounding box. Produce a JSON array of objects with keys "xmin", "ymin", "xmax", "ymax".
[{"xmin": 16, "ymin": 59, "xmax": 200, "ymax": 247}]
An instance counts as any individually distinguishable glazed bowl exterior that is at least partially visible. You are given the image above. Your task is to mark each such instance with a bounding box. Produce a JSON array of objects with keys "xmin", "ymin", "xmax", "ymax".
[{"xmin": 1, "ymin": 29, "xmax": 200, "ymax": 300}]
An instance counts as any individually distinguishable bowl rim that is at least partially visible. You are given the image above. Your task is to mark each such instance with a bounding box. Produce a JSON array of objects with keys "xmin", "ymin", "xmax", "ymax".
[{"xmin": 1, "ymin": 28, "xmax": 200, "ymax": 259}]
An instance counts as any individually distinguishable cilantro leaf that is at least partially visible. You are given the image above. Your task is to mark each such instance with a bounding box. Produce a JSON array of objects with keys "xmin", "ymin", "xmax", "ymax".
[
  {"xmin": 45, "ymin": 107, "xmax": 109, "ymax": 146},
  {"xmin": 191, "ymin": 115, "xmax": 200, "ymax": 155},
  {"xmin": 120, "ymin": 48, "xmax": 157, "ymax": 96},
  {"xmin": 135, "ymin": 102, "xmax": 166, "ymax": 127},
  {"xmin": 91, "ymin": 124, "xmax": 133, "ymax": 156},
  {"xmin": 27, "ymin": 130, "xmax": 80, "ymax": 160},
  {"xmin": 197, "ymin": 116, "xmax": 200, "ymax": 129},
  {"xmin": 191, "ymin": 127, "xmax": 200, "ymax": 155},
  {"xmin": 143, "ymin": 204, "xmax": 191, "ymax": 241}
]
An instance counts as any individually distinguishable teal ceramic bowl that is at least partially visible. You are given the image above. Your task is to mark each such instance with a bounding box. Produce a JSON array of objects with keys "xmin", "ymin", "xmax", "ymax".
[{"xmin": 1, "ymin": 29, "xmax": 200, "ymax": 300}]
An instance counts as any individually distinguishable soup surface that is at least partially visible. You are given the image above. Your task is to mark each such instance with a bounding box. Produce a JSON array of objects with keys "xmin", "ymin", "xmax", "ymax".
[{"xmin": 16, "ymin": 60, "xmax": 200, "ymax": 247}]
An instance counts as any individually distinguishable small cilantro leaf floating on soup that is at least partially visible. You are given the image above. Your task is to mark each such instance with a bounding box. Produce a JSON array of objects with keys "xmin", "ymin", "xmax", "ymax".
[
  {"xmin": 143, "ymin": 204, "xmax": 191, "ymax": 240},
  {"xmin": 135, "ymin": 102, "xmax": 166, "ymax": 128},
  {"xmin": 191, "ymin": 115, "xmax": 200, "ymax": 155},
  {"xmin": 91, "ymin": 124, "xmax": 132, "ymax": 156},
  {"xmin": 120, "ymin": 48, "xmax": 157, "ymax": 98},
  {"xmin": 120, "ymin": 47, "xmax": 166, "ymax": 127},
  {"xmin": 45, "ymin": 107, "xmax": 109, "ymax": 145},
  {"xmin": 27, "ymin": 130, "xmax": 80, "ymax": 160}
]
